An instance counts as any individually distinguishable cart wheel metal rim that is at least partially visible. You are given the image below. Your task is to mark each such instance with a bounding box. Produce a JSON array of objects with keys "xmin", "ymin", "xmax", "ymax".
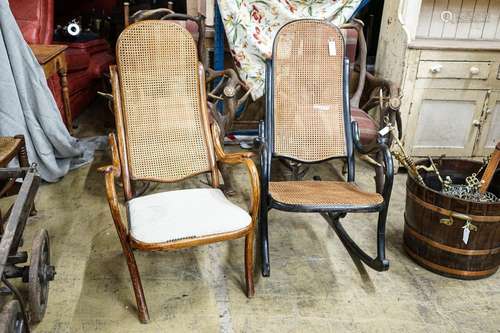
[{"xmin": 28, "ymin": 229, "xmax": 51, "ymax": 324}]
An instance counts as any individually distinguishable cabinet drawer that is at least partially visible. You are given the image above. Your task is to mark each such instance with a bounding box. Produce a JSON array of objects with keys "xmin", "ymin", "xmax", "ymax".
[{"xmin": 417, "ymin": 61, "xmax": 491, "ymax": 80}]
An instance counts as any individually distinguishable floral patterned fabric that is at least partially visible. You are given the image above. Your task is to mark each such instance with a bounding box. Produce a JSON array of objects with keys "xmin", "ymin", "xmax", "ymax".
[{"xmin": 217, "ymin": 0, "xmax": 364, "ymax": 100}]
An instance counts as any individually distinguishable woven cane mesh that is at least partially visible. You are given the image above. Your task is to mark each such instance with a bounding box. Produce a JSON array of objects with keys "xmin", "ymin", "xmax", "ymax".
[
  {"xmin": 269, "ymin": 181, "xmax": 383, "ymax": 207},
  {"xmin": 117, "ymin": 21, "xmax": 211, "ymax": 182},
  {"xmin": 0, "ymin": 137, "xmax": 20, "ymax": 166},
  {"xmin": 273, "ymin": 20, "xmax": 346, "ymax": 162}
]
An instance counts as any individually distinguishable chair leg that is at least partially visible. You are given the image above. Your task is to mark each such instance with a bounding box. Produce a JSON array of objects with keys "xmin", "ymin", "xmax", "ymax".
[
  {"xmin": 121, "ymin": 242, "xmax": 150, "ymax": 323},
  {"xmin": 259, "ymin": 202, "xmax": 270, "ymax": 277},
  {"xmin": 244, "ymin": 231, "xmax": 255, "ymax": 297}
]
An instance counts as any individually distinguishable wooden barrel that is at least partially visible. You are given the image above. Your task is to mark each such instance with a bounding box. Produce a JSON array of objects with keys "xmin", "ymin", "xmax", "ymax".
[{"xmin": 404, "ymin": 159, "xmax": 500, "ymax": 279}]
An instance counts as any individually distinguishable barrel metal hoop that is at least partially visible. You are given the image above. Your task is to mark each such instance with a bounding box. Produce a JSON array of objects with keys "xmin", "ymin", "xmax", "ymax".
[
  {"xmin": 404, "ymin": 220, "xmax": 500, "ymax": 256},
  {"xmin": 407, "ymin": 191, "xmax": 500, "ymax": 223},
  {"xmin": 404, "ymin": 243, "xmax": 499, "ymax": 278}
]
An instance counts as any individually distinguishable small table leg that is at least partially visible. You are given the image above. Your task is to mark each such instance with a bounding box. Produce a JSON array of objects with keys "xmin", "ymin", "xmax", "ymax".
[{"xmin": 57, "ymin": 58, "xmax": 73, "ymax": 134}]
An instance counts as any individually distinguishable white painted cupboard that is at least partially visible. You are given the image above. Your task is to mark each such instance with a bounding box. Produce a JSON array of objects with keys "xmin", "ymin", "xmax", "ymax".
[{"xmin": 376, "ymin": 0, "xmax": 500, "ymax": 158}]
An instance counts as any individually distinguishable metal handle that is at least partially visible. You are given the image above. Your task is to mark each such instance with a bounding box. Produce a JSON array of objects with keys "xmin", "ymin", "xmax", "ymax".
[
  {"xmin": 470, "ymin": 66, "xmax": 480, "ymax": 75},
  {"xmin": 472, "ymin": 119, "xmax": 481, "ymax": 127},
  {"xmin": 440, "ymin": 212, "xmax": 472, "ymax": 226}
]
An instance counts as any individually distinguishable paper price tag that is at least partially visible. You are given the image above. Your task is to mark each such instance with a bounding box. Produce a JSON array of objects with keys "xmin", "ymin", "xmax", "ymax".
[
  {"xmin": 462, "ymin": 221, "xmax": 476, "ymax": 245},
  {"xmin": 328, "ymin": 40, "xmax": 336, "ymax": 56},
  {"xmin": 379, "ymin": 126, "xmax": 391, "ymax": 136},
  {"xmin": 463, "ymin": 227, "xmax": 470, "ymax": 245}
]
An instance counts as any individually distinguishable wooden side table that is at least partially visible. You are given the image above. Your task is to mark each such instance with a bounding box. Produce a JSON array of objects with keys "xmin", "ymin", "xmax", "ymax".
[{"xmin": 29, "ymin": 44, "xmax": 73, "ymax": 134}]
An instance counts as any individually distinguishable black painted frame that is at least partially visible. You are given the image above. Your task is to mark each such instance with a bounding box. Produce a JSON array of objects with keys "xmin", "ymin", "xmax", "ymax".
[{"xmin": 258, "ymin": 19, "xmax": 394, "ymax": 276}]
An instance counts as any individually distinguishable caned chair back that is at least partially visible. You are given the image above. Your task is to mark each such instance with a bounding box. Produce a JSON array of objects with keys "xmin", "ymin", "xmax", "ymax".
[
  {"xmin": 272, "ymin": 20, "xmax": 348, "ymax": 162},
  {"xmin": 116, "ymin": 21, "xmax": 214, "ymax": 182}
]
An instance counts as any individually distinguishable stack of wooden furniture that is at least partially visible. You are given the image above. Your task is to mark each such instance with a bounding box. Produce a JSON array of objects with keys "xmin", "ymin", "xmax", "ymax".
[{"xmin": 11, "ymin": 0, "xmax": 114, "ymax": 128}]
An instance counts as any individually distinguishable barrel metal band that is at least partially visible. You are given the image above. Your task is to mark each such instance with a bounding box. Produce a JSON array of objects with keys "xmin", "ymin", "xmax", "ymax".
[
  {"xmin": 404, "ymin": 243, "xmax": 499, "ymax": 278},
  {"xmin": 407, "ymin": 191, "xmax": 500, "ymax": 223},
  {"xmin": 404, "ymin": 220, "xmax": 500, "ymax": 256}
]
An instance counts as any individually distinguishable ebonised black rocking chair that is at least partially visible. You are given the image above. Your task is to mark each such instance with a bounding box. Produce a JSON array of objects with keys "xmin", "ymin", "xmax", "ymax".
[{"xmin": 259, "ymin": 19, "xmax": 394, "ymax": 277}]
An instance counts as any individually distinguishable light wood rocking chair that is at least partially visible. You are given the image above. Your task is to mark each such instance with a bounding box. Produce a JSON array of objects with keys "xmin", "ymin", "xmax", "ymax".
[
  {"xmin": 100, "ymin": 21, "xmax": 259, "ymax": 323},
  {"xmin": 259, "ymin": 19, "xmax": 394, "ymax": 277}
]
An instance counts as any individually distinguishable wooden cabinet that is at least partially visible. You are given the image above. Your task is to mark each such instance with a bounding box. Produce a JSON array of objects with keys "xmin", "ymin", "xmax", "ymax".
[
  {"xmin": 476, "ymin": 90, "xmax": 500, "ymax": 155},
  {"xmin": 376, "ymin": 0, "xmax": 500, "ymax": 158},
  {"xmin": 416, "ymin": 61, "xmax": 491, "ymax": 80},
  {"xmin": 407, "ymin": 89, "xmax": 487, "ymax": 157}
]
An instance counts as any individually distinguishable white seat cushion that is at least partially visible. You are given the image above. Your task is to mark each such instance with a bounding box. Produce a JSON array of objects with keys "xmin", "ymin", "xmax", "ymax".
[{"xmin": 127, "ymin": 188, "xmax": 251, "ymax": 244}]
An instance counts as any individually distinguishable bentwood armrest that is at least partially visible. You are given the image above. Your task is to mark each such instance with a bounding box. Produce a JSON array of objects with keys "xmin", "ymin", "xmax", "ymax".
[
  {"xmin": 219, "ymin": 151, "xmax": 255, "ymax": 162},
  {"xmin": 352, "ymin": 121, "xmax": 383, "ymax": 155},
  {"xmin": 98, "ymin": 134, "xmax": 128, "ymax": 235},
  {"xmin": 352, "ymin": 121, "xmax": 394, "ymax": 198},
  {"xmin": 99, "ymin": 167, "xmax": 129, "ymax": 238},
  {"xmin": 211, "ymin": 123, "xmax": 260, "ymax": 221},
  {"xmin": 98, "ymin": 133, "xmax": 122, "ymax": 177}
]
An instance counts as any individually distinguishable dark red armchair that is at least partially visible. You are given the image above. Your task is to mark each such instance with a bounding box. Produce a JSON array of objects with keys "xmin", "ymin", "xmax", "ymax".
[{"xmin": 11, "ymin": 0, "xmax": 114, "ymax": 125}]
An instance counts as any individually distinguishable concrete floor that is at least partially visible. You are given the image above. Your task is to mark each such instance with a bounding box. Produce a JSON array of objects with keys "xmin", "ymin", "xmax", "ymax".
[{"xmin": 4, "ymin": 105, "xmax": 500, "ymax": 332}]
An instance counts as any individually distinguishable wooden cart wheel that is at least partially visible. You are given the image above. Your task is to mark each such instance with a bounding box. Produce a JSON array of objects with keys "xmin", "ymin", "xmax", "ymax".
[
  {"xmin": 28, "ymin": 229, "xmax": 54, "ymax": 324},
  {"xmin": 0, "ymin": 300, "xmax": 27, "ymax": 333}
]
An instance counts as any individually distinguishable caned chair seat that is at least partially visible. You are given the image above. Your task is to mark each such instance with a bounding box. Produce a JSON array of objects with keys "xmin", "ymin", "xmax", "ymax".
[
  {"xmin": 127, "ymin": 188, "xmax": 251, "ymax": 244},
  {"xmin": 269, "ymin": 181, "xmax": 383, "ymax": 210},
  {"xmin": 0, "ymin": 137, "xmax": 22, "ymax": 167}
]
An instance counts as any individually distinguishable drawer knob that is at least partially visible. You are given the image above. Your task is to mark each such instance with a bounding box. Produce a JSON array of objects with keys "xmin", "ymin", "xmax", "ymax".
[
  {"xmin": 440, "ymin": 11, "xmax": 453, "ymax": 23},
  {"xmin": 470, "ymin": 66, "xmax": 480, "ymax": 75},
  {"xmin": 472, "ymin": 119, "xmax": 481, "ymax": 127},
  {"xmin": 430, "ymin": 64, "xmax": 442, "ymax": 73}
]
